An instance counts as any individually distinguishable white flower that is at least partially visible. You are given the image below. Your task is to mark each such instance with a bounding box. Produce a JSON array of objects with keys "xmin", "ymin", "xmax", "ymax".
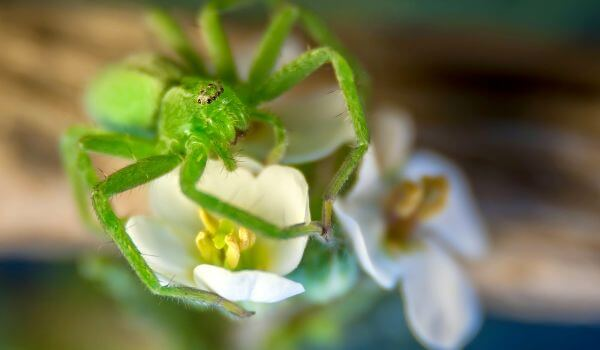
[
  {"xmin": 126, "ymin": 157, "xmax": 311, "ymax": 303},
  {"xmin": 334, "ymin": 108, "xmax": 488, "ymax": 350}
]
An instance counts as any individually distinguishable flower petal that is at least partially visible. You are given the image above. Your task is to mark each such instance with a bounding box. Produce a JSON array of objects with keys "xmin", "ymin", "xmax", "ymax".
[
  {"xmin": 149, "ymin": 171, "xmax": 201, "ymax": 232},
  {"xmin": 249, "ymin": 165, "xmax": 311, "ymax": 275},
  {"xmin": 269, "ymin": 87, "xmax": 356, "ymax": 164},
  {"xmin": 404, "ymin": 151, "xmax": 488, "ymax": 259},
  {"xmin": 334, "ymin": 198, "xmax": 408, "ymax": 290},
  {"xmin": 372, "ymin": 107, "xmax": 414, "ymax": 176},
  {"xmin": 252, "ymin": 165, "xmax": 310, "ymax": 227},
  {"xmin": 401, "ymin": 239, "xmax": 482, "ymax": 350},
  {"xmin": 197, "ymin": 159, "xmax": 260, "ymax": 209},
  {"xmin": 126, "ymin": 216, "xmax": 199, "ymax": 287},
  {"xmin": 193, "ymin": 264, "xmax": 304, "ymax": 303}
]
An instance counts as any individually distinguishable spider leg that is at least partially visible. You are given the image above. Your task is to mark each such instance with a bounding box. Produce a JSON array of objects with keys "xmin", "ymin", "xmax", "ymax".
[
  {"xmin": 146, "ymin": 8, "xmax": 207, "ymax": 74},
  {"xmin": 180, "ymin": 144, "xmax": 321, "ymax": 240},
  {"xmin": 250, "ymin": 110, "xmax": 288, "ymax": 164},
  {"xmin": 198, "ymin": 2, "xmax": 237, "ymax": 82},
  {"xmin": 247, "ymin": 4, "xmax": 368, "ymax": 88},
  {"xmin": 247, "ymin": 4, "xmax": 300, "ymax": 85},
  {"xmin": 90, "ymin": 153, "xmax": 253, "ymax": 318},
  {"xmin": 251, "ymin": 48, "xmax": 370, "ymax": 239},
  {"xmin": 60, "ymin": 126, "xmax": 157, "ymax": 232}
]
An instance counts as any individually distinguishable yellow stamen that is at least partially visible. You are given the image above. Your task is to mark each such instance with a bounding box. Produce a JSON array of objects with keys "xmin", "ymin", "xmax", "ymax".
[
  {"xmin": 417, "ymin": 176, "xmax": 449, "ymax": 219},
  {"xmin": 383, "ymin": 175, "xmax": 449, "ymax": 249},
  {"xmin": 198, "ymin": 208, "xmax": 218, "ymax": 233},
  {"xmin": 195, "ymin": 231, "xmax": 220, "ymax": 265},
  {"xmin": 224, "ymin": 234, "xmax": 241, "ymax": 269},
  {"xmin": 194, "ymin": 209, "xmax": 257, "ymax": 270},
  {"xmin": 393, "ymin": 181, "xmax": 424, "ymax": 218},
  {"xmin": 238, "ymin": 227, "xmax": 256, "ymax": 251}
]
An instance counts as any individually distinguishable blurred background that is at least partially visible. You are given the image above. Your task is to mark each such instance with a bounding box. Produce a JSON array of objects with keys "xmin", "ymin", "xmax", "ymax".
[{"xmin": 1, "ymin": 0, "xmax": 600, "ymax": 348}]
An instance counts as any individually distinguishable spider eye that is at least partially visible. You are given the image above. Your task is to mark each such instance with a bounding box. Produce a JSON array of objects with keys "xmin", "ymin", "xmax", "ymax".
[{"xmin": 197, "ymin": 81, "xmax": 224, "ymax": 105}]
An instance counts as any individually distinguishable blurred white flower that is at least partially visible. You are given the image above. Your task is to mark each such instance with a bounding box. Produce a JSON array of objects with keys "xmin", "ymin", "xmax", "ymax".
[
  {"xmin": 125, "ymin": 158, "xmax": 310, "ymax": 303},
  {"xmin": 334, "ymin": 108, "xmax": 488, "ymax": 350}
]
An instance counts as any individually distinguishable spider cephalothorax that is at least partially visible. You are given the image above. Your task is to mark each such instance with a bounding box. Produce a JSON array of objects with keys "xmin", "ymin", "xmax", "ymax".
[
  {"xmin": 158, "ymin": 78, "xmax": 250, "ymax": 162},
  {"xmin": 61, "ymin": 1, "xmax": 369, "ymax": 317}
]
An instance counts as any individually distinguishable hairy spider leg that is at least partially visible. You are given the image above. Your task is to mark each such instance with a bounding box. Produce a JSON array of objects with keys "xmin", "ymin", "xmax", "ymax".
[
  {"xmin": 251, "ymin": 47, "xmax": 370, "ymax": 239},
  {"xmin": 90, "ymin": 152, "xmax": 253, "ymax": 318},
  {"xmin": 60, "ymin": 126, "xmax": 157, "ymax": 232},
  {"xmin": 247, "ymin": 4, "xmax": 368, "ymax": 89},
  {"xmin": 199, "ymin": 2, "xmax": 238, "ymax": 83}
]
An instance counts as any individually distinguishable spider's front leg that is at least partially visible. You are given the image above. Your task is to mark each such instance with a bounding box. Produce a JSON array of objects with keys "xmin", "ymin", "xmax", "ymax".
[
  {"xmin": 90, "ymin": 153, "xmax": 253, "ymax": 317},
  {"xmin": 247, "ymin": 3, "xmax": 368, "ymax": 88},
  {"xmin": 251, "ymin": 47, "xmax": 370, "ymax": 239},
  {"xmin": 60, "ymin": 126, "xmax": 157, "ymax": 231}
]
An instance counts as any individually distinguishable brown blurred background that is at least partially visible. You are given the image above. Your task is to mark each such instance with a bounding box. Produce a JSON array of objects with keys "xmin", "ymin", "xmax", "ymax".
[{"xmin": 1, "ymin": 1, "xmax": 600, "ymax": 346}]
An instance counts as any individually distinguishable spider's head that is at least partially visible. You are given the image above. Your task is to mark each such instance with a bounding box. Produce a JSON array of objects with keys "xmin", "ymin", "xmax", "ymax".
[{"xmin": 163, "ymin": 78, "xmax": 250, "ymax": 147}]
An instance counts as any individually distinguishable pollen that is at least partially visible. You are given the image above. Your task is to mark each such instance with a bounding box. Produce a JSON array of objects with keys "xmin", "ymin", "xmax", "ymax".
[{"xmin": 195, "ymin": 208, "xmax": 257, "ymax": 269}]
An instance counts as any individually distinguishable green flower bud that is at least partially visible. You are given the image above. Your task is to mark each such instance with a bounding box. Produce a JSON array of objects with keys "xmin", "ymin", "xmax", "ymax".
[{"xmin": 290, "ymin": 238, "xmax": 359, "ymax": 303}]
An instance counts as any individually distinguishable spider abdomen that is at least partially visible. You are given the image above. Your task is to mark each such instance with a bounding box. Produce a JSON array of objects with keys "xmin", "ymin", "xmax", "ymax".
[{"xmin": 85, "ymin": 54, "xmax": 182, "ymax": 138}]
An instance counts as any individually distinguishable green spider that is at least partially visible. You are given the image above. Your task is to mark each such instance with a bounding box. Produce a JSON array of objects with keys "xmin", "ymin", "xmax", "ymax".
[{"xmin": 61, "ymin": 1, "xmax": 369, "ymax": 317}]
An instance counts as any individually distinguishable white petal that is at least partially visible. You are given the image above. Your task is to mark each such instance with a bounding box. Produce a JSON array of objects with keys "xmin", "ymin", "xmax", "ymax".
[
  {"xmin": 197, "ymin": 159, "xmax": 260, "ymax": 209},
  {"xmin": 194, "ymin": 265, "xmax": 304, "ymax": 303},
  {"xmin": 252, "ymin": 165, "xmax": 310, "ymax": 227},
  {"xmin": 404, "ymin": 151, "xmax": 488, "ymax": 259},
  {"xmin": 259, "ymin": 87, "xmax": 356, "ymax": 164},
  {"xmin": 126, "ymin": 216, "xmax": 199, "ymax": 287},
  {"xmin": 334, "ymin": 199, "xmax": 408, "ymax": 289},
  {"xmin": 372, "ymin": 107, "xmax": 414, "ymax": 175},
  {"xmin": 401, "ymin": 240, "xmax": 482, "ymax": 350},
  {"xmin": 149, "ymin": 171, "xmax": 201, "ymax": 232},
  {"xmin": 248, "ymin": 165, "xmax": 310, "ymax": 275}
]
